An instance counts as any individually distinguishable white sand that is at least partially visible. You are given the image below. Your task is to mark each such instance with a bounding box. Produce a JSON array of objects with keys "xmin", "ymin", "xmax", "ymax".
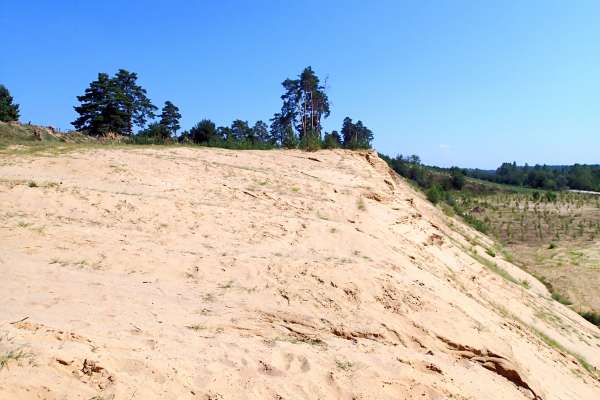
[{"xmin": 0, "ymin": 147, "xmax": 598, "ymax": 399}]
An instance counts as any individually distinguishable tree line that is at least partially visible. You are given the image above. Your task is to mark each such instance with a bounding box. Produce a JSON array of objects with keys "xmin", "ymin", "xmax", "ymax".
[
  {"xmin": 466, "ymin": 162, "xmax": 600, "ymax": 192},
  {"xmin": 64, "ymin": 66, "xmax": 373, "ymax": 150},
  {"xmin": 380, "ymin": 153, "xmax": 600, "ymax": 194}
]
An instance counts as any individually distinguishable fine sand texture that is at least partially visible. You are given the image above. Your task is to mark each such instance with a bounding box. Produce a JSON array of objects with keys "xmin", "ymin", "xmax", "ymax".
[{"xmin": 0, "ymin": 147, "xmax": 599, "ymax": 399}]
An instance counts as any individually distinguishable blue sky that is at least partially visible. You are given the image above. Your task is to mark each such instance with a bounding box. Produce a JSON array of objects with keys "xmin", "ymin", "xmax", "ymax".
[{"xmin": 1, "ymin": 1, "xmax": 598, "ymax": 168}]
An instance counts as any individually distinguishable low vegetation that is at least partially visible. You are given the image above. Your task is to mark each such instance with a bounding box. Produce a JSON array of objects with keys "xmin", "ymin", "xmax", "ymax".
[
  {"xmin": 381, "ymin": 153, "xmax": 600, "ymax": 315},
  {"xmin": 0, "ymin": 335, "xmax": 30, "ymax": 370},
  {"xmin": 579, "ymin": 311, "xmax": 600, "ymax": 327}
]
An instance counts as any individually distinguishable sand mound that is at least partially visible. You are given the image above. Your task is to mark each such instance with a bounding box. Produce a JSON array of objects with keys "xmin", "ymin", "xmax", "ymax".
[{"xmin": 0, "ymin": 147, "xmax": 598, "ymax": 399}]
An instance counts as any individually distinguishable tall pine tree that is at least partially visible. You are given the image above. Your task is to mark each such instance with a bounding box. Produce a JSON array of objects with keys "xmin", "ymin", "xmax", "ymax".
[
  {"xmin": 0, "ymin": 85, "xmax": 20, "ymax": 122},
  {"xmin": 72, "ymin": 70, "xmax": 156, "ymax": 136},
  {"xmin": 278, "ymin": 66, "xmax": 330, "ymax": 145},
  {"xmin": 159, "ymin": 101, "xmax": 181, "ymax": 138},
  {"xmin": 341, "ymin": 117, "xmax": 373, "ymax": 149}
]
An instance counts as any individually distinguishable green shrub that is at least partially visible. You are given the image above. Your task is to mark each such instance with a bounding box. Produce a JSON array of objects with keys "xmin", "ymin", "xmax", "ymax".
[
  {"xmin": 579, "ymin": 311, "xmax": 600, "ymax": 327},
  {"xmin": 551, "ymin": 292, "xmax": 573, "ymax": 305},
  {"xmin": 299, "ymin": 130, "xmax": 321, "ymax": 151},
  {"xmin": 426, "ymin": 185, "xmax": 444, "ymax": 204},
  {"xmin": 545, "ymin": 191, "xmax": 557, "ymax": 202}
]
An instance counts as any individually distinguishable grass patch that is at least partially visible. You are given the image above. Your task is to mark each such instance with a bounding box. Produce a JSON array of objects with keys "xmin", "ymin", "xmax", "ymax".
[
  {"xmin": 534, "ymin": 328, "xmax": 595, "ymax": 375},
  {"xmin": 0, "ymin": 348, "xmax": 30, "ymax": 370},
  {"xmin": 470, "ymin": 250, "xmax": 526, "ymax": 288},
  {"xmin": 335, "ymin": 359, "xmax": 353, "ymax": 370},
  {"xmin": 551, "ymin": 292, "xmax": 573, "ymax": 306},
  {"xmin": 357, "ymin": 197, "xmax": 366, "ymax": 211}
]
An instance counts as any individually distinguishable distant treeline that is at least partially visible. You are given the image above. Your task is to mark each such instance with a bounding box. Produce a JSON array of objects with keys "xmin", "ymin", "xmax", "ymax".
[
  {"xmin": 63, "ymin": 66, "xmax": 372, "ymax": 150},
  {"xmin": 380, "ymin": 152, "xmax": 600, "ymax": 193},
  {"xmin": 466, "ymin": 162, "xmax": 600, "ymax": 192}
]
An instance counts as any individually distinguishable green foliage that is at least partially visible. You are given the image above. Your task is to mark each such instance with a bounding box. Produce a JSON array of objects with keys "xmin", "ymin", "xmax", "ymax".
[
  {"xmin": 30, "ymin": 66, "xmax": 379, "ymax": 153},
  {"xmin": 0, "ymin": 84, "xmax": 20, "ymax": 122},
  {"xmin": 299, "ymin": 129, "xmax": 321, "ymax": 151},
  {"xmin": 341, "ymin": 117, "xmax": 373, "ymax": 149},
  {"xmin": 462, "ymin": 213, "xmax": 489, "ymax": 233},
  {"xmin": 551, "ymin": 292, "xmax": 573, "ymax": 305},
  {"xmin": 136, "ymin": 122, "xmax": 169, "ymax": 141},
  {"xmin": 426, "ymin": 185, "xmax": 443, "ymax": 204},
  {"xmin": 545, "ymin": 191, "xmax": 557, "ymax": 202},
  {"xmin": 279, "ymin": 66, "xmax": 330, "ymax": 141},
  {"xmin": 281, "ymin": 125, "xmax": 298, "ymax": 149},
  {"xmin": 322, "ymin": 130, "xmax": 341, "ymax": 149},
  {"xmin": 72, "ymin": 70, "xmax": 157, "ymax": 136},
  {"xmin": 0, "ymin": 347, "xmax": 29, "ymax": 370},
  {"xmin": 158, "ymin": 101, "xmax": 181, "ymax": 137},
  {"xmin": 469, "ymin": 250, "xmax": 525, "ymax": 287},
  {"xmin": 186, "ymin": 119, "xmax": 217, "ymax": 144},
  {"xmin": 467, "ymin": 161, "xmax": 600, "ymax": 192},
  {"xmin": 579, "ymin": 311, "xmax": 600, "ymax": 327},
  {"xmin": 449, "ymin": 167, "xmax": 466, "ymax": 190},
  {"xmin": 252, "ymin": 120, "xmax": 271, "ymax": 144}
]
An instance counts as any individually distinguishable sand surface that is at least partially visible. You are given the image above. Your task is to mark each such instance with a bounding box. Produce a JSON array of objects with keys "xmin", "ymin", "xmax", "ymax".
[{"xmin": 0, "ymin": 147, "xmax": 599, "ymax": 399}]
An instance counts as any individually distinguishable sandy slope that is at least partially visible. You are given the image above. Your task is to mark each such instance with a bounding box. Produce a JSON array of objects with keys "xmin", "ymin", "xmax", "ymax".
[{"xmin": 0, "ymin": 147, "xmax": 598, "ymax": 400}]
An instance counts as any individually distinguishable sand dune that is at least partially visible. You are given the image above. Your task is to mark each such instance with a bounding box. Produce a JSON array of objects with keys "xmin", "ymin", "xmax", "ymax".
[{"xmin": 0, "ymin": 147, "xmax": 598, "ymax": 399}]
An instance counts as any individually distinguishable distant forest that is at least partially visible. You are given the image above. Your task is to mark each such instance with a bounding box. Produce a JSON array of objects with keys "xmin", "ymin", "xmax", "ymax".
[
  {"xmin": 381, "ymin": 153, "xmax": 600, "ymax": 193},
  {"xmin": 466, "ymin": 163, "xmax": 600, "ymax": 192}
]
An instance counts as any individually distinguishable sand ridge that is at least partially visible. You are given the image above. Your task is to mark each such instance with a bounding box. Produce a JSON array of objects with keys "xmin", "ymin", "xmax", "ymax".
[{"xmin": 0, "ymin": 147, "xmax": 598, "ymax": 399}]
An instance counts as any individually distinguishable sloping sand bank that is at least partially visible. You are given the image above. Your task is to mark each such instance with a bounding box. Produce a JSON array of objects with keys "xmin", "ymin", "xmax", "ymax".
[{"xmin": 0, "ymin": 148, "xmax": 598, "ymax": 399}]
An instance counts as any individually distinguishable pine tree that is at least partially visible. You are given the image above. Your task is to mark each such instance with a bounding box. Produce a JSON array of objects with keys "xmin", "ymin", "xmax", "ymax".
[
  {"xmin": 112, "ymin": 70, "xmax": 157, "ymax": 134},
  {"xmin": 252, "ymin": 120, "xmax": 269, "ymax": 144},
  {"xmin": 278, "ymin": 66, "xmax": 330, "ymax": 143},
  {"xmin": 231, "ymin": 119, "xmax": 251, "ymax": 143},
  {"xmin": 189, "ymin": 119, "xmax": 217, "ymax": 144},
  {"xmin": 323, "ymin": 130, "xmax": 341, "ymax": 148},
  {"xmin": 72, "ymin": 73, "xmax": 128, "ymax": 135},
  {"xmin": 281, "ymin": 125, "xmax": 298, "ymax": 149},
  {"xmin": 341, "ymin": 117, "xmax": 373, "ymax": 149},
  {"xmin": 138, "ymin": 122, "xmax": 167, "ymax": 139},
  {"xmin": 72, "ymin": 70, "xmax": 156, "ymax": 136},
  {"xmin": 0, "ymin": 85, "xmax": 20, "ymax": 122},
  {"xmin": 269, "ymin": 112, "xmax": 292, "ymax": 147},
  {"xmin": 159, "ymin": 101, "xmax": 181, "ymax": 137},
  {"xmin": 341, "ymin": 117, "xmax": 355, "ymax": 148},
  {"xmin": 217, "ymin": 126, "xmax": 233, "ymax": 142}
]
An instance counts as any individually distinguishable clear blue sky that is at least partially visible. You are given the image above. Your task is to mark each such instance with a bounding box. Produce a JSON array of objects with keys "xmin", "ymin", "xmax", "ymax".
[{"xmin": 1, "ymin": 1, "xmax": 598, "ymax": 168}]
